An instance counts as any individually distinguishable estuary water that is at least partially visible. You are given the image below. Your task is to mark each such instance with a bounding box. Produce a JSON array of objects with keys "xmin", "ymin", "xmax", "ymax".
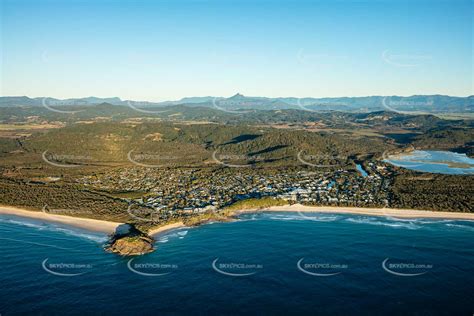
[
  {"xmin": 356, "ymin": 163, "xmax": 368, "ymax": 177},
  {"xmin": 0, "ymin": 212, "xmax": 473, "ymax": 315},
  {"xmin": 385, "ymin": 150, "xmax": 474, "ymax": 174}
]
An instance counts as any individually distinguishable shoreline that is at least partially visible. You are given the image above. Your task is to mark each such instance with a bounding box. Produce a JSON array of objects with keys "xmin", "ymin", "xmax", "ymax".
[
  {"xmin": 235, "ymin": 204, "xmax": 474, "ymax": 220},
  {"xmin": 0, "ymin": 205, "xmax": 122, "ymax": 234},
  {"xmin": 1, "ymin": 203, "xmax": 473, "ymax": 238},
  {"xmin": 148, "ymin": 222, "xmax": 186, "ymax": 237},
  {"xmin": 0, "ymin": 205, "xmax": 187, "ymax": 237}
]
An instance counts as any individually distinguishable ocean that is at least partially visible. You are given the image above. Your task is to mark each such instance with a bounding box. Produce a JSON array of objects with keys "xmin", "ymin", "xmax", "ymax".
[{"xmin": 0, "ymin": 212, "xmax": 473, "ymax": 315}]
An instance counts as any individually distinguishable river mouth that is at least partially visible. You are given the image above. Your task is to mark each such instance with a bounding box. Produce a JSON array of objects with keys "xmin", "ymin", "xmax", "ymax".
[{"xmin": 384, "ymin": 150, "xmax": 474, "ymax": 175}]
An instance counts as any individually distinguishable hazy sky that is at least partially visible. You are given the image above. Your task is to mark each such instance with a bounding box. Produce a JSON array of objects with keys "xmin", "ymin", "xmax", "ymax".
[{"xmin": 1, "ymin": 0, "xmax": 472, "ymax": 101}]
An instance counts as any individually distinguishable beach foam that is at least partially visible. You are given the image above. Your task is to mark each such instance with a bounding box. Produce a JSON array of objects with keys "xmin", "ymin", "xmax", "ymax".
[
  {"xmin": 0, "ymin": 217, "xmax": 108, "ymax": 243},
  {"xmin": 345, "ymin": 217, "xmax": 421, "ymax": 229},
  {"xmin": 445, "ymin": 223, "xmax": 474, "ymax": 231}
]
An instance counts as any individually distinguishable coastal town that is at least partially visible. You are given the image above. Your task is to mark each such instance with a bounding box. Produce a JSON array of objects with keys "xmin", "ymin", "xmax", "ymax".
[{"xmin": 78, "ymin": 160, "xmax": 395, "ymax": 222}]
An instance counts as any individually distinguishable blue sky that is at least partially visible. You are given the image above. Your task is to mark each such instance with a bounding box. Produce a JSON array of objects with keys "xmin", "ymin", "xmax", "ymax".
[{"xmin": 1, "ymin": 0, "xmax": 472, "ymax": 101}]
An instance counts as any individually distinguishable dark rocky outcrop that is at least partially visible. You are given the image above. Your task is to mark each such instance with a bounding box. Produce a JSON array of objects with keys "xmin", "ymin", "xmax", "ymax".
[{"xmin": 105, "ymin": 224, "xmax": 155, "ymax": 256}]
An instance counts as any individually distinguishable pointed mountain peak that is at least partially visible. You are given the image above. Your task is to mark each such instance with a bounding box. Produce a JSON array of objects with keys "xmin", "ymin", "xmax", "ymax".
[{"xmin": 228, "ymin": 93, "xmax": 245, "ymax": 99}]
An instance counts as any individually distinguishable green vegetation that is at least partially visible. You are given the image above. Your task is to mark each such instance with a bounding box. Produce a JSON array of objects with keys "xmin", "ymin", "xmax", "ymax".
[
  {"xmin": 222, "ymin": 197, "xmax": 289, "ymax": 214},
  {"xmin": 390, "ymin": 173, "xmax": 473, "ymax": 212},
  {"xmin": 182, "ymin": 212, "xmax": 231, "ymax": 226},
  {"xmin": 0, "ymin": 104, "xmax": 472, "ymax": 232},
  {"xmin": 0, "ymin": 178, "xmax": 130, "ymax": 222},
  {"xmin": 411, "ymin": 127, "xmax": 474, "ymax": 157}
]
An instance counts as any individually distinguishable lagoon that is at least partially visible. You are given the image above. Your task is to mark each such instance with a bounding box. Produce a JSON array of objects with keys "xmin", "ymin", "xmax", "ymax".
[{"xmin": 384, "ymin": 150, "xmax": 474, "ymax": 175}]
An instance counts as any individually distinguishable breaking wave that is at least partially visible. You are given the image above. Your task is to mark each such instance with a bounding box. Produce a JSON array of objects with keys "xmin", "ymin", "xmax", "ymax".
[
  {"xmin": 0, "ymin": 217, "xmax": 108, "ymax": 243},
  {"xmin": 156, "ymin": 228, "xmax": 190, "ymax": 243},
  {"xmin": 345, "ymin": 217, "xmax": 422, "ymax": 230},
  {"xmin": 445, "ymin": 223, "xmax": 474, "ymax": 231}
]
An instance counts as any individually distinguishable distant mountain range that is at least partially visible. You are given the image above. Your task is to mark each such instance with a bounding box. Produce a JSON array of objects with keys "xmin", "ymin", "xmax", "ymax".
[{"xmin": 1, "ymin": 94, "xmax": 472, "ymax": 113}]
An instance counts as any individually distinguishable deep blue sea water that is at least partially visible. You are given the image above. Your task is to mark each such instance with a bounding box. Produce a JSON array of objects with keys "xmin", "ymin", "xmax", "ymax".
[
  {"xmin": 1, "ymin": 212, "xmax": 473, "ymax": 315},
  {"xmin": 385, "ymin": 150, "xmax": 474, "ymax": 174}
]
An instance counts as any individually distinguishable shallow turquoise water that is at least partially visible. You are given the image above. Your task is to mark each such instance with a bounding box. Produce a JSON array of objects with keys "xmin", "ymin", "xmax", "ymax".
[
  {"xmin": 0, "ymin": 212, "xmax": 473, "ymax": 315},
  {"xmin": 356, "ymin": 163, "xmax": 368, "ymax": 177},
  {"xmin": 385, "ymin": 150, "xmax": 474, "ymax": 174}
]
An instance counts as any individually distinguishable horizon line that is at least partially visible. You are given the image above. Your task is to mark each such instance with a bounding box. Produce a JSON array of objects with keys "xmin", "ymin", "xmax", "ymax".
[{"xmin": 2, "ymin": 93, "xmax": 473, "ymax": 103}]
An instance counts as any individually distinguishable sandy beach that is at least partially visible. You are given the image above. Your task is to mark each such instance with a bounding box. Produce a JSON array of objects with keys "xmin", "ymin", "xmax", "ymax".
[
  {"xmin": 148, "ymin": 222, "xmax": 186, "ymax": 236},
  {"xmin": 237, "ymin": 203, "xmax": 474, "ymax": 220},
  {"xmin": 1, "ymin": 204, "xmax": 473, "ymax": 238},
  {"xmin": 0, "ymin": 205, "xmax": 122, "ymax": 234},
  {"xmin": 0, "ymin": 205, "xmax": 184, "ymax": 237}
]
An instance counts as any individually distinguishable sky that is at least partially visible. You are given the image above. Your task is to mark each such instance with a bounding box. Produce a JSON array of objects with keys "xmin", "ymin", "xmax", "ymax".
[{"xmin": 0, "ymin": 0, "xmax": 472, "ymax": 102}]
